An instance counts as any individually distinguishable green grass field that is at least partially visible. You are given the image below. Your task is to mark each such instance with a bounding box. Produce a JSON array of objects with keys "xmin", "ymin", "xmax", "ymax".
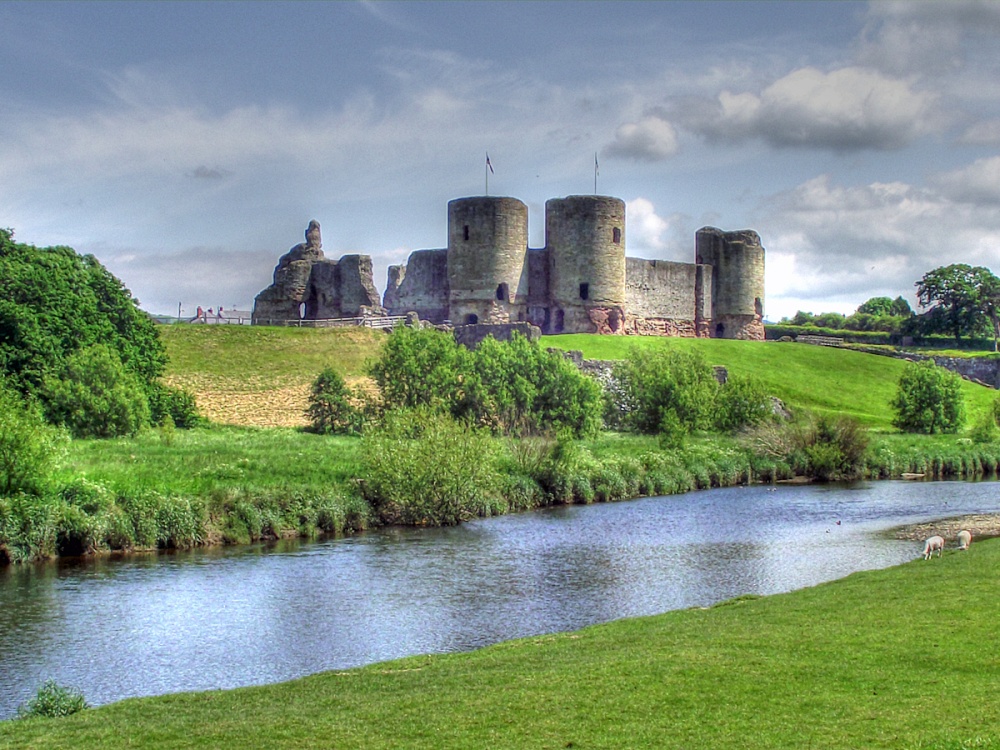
[
  {"xmin": 547, "ymin": 334, "xmax": 999, "ymax": 431},
  {"xmin": 3, "ymin": 540, "xmax": 997, "ymax": 749}
]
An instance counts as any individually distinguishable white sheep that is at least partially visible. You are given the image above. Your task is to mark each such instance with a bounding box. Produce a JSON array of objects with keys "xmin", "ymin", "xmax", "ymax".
[
  {"xmin": 923, "ymin": 535, "xmax": 945, "ymax": 560},
  {"xmin": 957, "ymin": 530, "xmax": 972, "ymax": 551}
]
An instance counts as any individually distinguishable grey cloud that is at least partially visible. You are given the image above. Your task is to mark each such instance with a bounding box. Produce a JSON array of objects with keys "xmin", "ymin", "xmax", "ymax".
[
  {"xmin": 674, "ymin": 67, "xmax": 941, "ymax": 153},
  {"xmin": 855, "ymin": 1, "xmax": 1000, "ymax": 77},
  {"xmin": 189, "ymin": 165, "xmax": 232, "ymax": 180},
  {"xmin": 957, "ymin": 119, "xmax": 1000, "ymax": 146},
  {"xmin": 933, "ymin": 157, "xmax": 1000, "ymax": 205},
  {"xmin": 604, "ymin": 115, "xmax": 679, "ymax": 162}
]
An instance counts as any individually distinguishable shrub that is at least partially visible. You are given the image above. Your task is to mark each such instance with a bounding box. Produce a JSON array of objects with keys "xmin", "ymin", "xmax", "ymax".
[
  {"xmin": 148, "ymin": 382, "xmax": 203, "ymax": 429},
  {"xmin": 17, "ymin": 680, "xmax": 89, "ymax": 719},
  {"xmin": 369, "ymin": 326, "xmax": 469, "ymax": 412},
  {"xmin": 891, "ymin": 360, "xmax": 965, "ymax": 434},
  {"xmin": 305, "ymin": 367, "xmax": 362, "ymax": 435},
  {"xmin": 360, "ymin": 408, "xmax": 501, "ymax": 525},
  {"xmin": 713, "ymin": 374, "xmax": 773, "ymax": 433},
  {"xmin": 0, "ymin": 380, "xmax": 65, "ymax": 496},
  {"xmin": 42, "ymin": 344, "xmax": 151, "ymax": 438},
  {"xmin": 609, "ymin": 348, "xmax": 718, "ymax": 436}
]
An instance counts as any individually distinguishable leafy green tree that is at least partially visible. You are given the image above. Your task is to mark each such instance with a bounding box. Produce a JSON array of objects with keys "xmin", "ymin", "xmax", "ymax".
[
  {"xmin": 42, "ymin": 344, "xmax": 151, "ymax": 438},
  {"xmin": 610, "ymin": 348, "xmax": 719, "ymax": 437},
  {"xmin": 857, "ymin": 297, "xmax": 895, "ymax": 317},
  {"xmin": 0, "ymin": 380, "xmax": 65, "ymax": 496},
  {"xmin": 368, "ymin": 326, "xmax": 469, "ymax": 412},
  {"xmin": 462, "ymin": 334, "xmax": 602, "ymax": 438},
  {"xmin": 306, "ymin": 367, "xmax": 362, "ymax": 435},
  {"xmin": 914, "ymin": 264, "xmax": 998, "ymax": 342},
  {"xmin": 891, "ymin": 360, "xmax": 965, "ymax": 434},
  {"xmin": 0, "ymin": 228, "xmax": 172, "ymax": 424}
]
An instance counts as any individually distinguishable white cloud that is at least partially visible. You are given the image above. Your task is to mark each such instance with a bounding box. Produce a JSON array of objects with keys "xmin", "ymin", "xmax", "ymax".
[
  {"xmin": 625, "ymin": 197, "xmax": 670, "ymax": 253},
  {"xmin": 678, "ymin": 66, "xmax": 941, "ymax": 152},
  {"xmin": 605, "ymin": 116, "xmax": 679, "ymax": 161},
  {"xmin": 934, "ymin": 156, "xmax": 1000, "ymax": 205},
  {"xmin": 758, "ymin": 168, "xmax": 1000, "ymax": 318}
]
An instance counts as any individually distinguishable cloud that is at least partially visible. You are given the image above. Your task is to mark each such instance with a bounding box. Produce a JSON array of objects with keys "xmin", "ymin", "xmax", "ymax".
[
  {"xmin": 855, "ymin": 1, "xmax": 1000, "ymax": 76},
  {"xmin": 605, "ymin": 116, "xmax": 678, "ymax": 161},
  {"xmin": 957, "ymin": 119, "xmax": 1000, "ymax": 145},
  {"xmin": 757, "ymin": 169, "xmax": 1000, "ymax": 319},
  {"xmin": 625, "ymin": 197, "xmax": 670, "ymax": 252},
  {"xmin": 676, "ymin": 66, "xmax": 941, "ymax": 152},
  {"xmin": 933, "ymin": 156, "xmax": 1000, "ymax": 205},
  {"xmin": 189, "ymin": 166, "xmax": 232, "ymax": 180}
]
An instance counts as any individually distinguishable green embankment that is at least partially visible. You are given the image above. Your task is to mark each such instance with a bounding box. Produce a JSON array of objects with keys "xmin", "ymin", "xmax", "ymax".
[
  {"xmin": 547, "ymin": 334, "xmax": 999, "ymax": 431},
  {"xmin": 2, "ymin": 541, "xmax": 997, "ymax": 749}
]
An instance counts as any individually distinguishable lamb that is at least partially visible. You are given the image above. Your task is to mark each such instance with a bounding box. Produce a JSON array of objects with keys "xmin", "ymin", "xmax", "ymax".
[
  {"xmin": 957, "ymin": 530, "xmax": 972, "ymax": 551},
  {"xmin": 923, "ymin": 535, "xmax": 945, "ymax": 560}
]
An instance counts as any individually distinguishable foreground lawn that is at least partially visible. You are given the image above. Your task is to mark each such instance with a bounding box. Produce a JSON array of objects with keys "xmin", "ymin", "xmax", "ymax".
[
  {"xmin": 4, "ymin": 540, "xmax": 997, "ymax": 749},
  {"xmin": 548, "ymin": 335, "xmax": 999, "ymax": 431}
]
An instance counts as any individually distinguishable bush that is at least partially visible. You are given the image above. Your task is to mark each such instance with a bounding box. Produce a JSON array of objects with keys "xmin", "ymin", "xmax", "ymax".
[
  {"xmin": 609, "ymin": 348, "xmax": 719, "ymax": 436},
  {"xmin": 148, "ymin": 382, "xmax": 203, "ymax": 429},
  {"xmin": 713, "ymin": 375, "xmax": 773, "ymax": 433},
  {"xmin": 305, "ymin": 367, "xmax": 362, "ymax": 435},
  {"xmin": 17, "ymin": 680, "xmax": 89, "ymax": 719},
  {"xmin": 0, "ymin": 380, "xmax": 65, "ymax": 496},
  {"xmin": 360, "ymin": 408, "xmax": 502, "ymax": 525},
  {"xmin": 369, "ymin": 328, "xmax": 602, "ymax": 438},
  {"xmin": 42, "ymin": 344, "xmax": 151, "ymax": 438},
  {"xmin": 891, "ymin": 360, "xmax": 965, "ymax": 434}
]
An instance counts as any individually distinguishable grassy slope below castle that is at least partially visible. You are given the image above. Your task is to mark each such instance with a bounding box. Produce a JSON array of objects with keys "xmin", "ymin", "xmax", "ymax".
[
  {"xmin": 159, "ymin": 325, "xmax": 998, "ymax": 431},
  {"xmin": 3, "ymin": 539, "xmax": 997, "ymax": 749}
]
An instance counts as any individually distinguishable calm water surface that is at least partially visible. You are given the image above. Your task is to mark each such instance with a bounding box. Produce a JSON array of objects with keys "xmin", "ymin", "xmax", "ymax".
[{"xmin": 1, "ymin": 480, "xmax": 997, "ymax": 718}]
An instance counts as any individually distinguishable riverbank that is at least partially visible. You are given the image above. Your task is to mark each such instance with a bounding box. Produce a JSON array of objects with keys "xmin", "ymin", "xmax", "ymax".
[
  {"xmin": 889, "ymin": 512, "xmax": 1000, "ymax": 541},
  {"xmin": 4, "ymin": 426, "xmax": 1000, "ymax": 565},
  {"xmin": 3, "ymin": 534, "xmax": 997, "ymax": 748}
]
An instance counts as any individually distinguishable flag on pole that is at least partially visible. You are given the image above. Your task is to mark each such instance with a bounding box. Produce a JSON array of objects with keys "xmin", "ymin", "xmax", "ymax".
[
  {"xmin": 595, "ymin": 152, "xmax": 599, "ymax": 176},
  {"xmin": 486, "ymin": 153, "xmax": 494, "ymax": 174}
]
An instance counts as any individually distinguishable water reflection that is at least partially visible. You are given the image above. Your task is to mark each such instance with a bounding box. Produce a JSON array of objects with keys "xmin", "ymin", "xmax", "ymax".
[{"xmin": 1, "ymin": 480, "xmax": 997, "ymax": 718}]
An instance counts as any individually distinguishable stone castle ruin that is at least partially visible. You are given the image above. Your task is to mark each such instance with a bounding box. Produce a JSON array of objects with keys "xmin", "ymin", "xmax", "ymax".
[{"xmin": 252, "ymin": 195, "xmax": 765, "ymax": 340}]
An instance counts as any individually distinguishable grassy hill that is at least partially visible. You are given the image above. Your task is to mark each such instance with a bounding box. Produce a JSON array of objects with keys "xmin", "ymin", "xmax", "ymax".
[
  {"xmin": 158, "ymin": 325, "xmax": 998, "ymax": 432},
  {"xmin": 158, "ymin": 325, "xmax": 386, "ymax": 427}
]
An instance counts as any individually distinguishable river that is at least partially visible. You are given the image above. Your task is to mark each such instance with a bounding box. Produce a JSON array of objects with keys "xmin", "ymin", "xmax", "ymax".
[{"xmin": 1, "ymin": 479, "xmax": 996, "ymax": 719}]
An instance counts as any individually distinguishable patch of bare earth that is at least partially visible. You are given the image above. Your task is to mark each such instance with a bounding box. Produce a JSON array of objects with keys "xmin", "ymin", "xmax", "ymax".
[{"xmin": 164, "ymin": 374, "xmax": 376, "ymax": 429}]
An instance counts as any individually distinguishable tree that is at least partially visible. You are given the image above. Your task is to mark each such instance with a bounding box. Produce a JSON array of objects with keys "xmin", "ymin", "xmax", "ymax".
[
  {"xmin": 42, "ymin": 344, "xmax": 151, "ymax": 438},
  {"xmin": 0, "ymin": 228, "xmax": 176, "ymax": 426},
  {"xmin": 914, "ymin": 264, "xmax": 998, "ymax": 342},
  {"xmin": 306, "ymin": 367, "xmax": 361, "ymax": 435},
  {"xmin": 891, "ymin": 360, "xmax": 965, "ymax": 434},
  {"xmin": 857, "ymin": 297, "xmax": 895, "ymax": 317}
]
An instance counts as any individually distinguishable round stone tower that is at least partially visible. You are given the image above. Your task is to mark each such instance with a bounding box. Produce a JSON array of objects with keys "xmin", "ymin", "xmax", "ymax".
[
  {"xmin": 447, "ymin": 196, "xmax": 529, "ymax": 325},
  {"xmin": 545, "ymin": 195, "xmax": 626, "ymax": 333},
  {"xmin": 695, "ymin": 227, "xmax": 765, "ymax": 340}
]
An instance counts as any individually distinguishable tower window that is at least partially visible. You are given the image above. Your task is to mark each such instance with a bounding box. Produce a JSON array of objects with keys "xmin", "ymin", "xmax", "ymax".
[
  {"xmin": 466, "ymin": 313, "xmax": 478, "ymax": 324},
  {"xmin": 612, "ymin": 227, "xmax": 621, "ymax": 244},
  {"xmin": 496, "ymin": 283, "xmax": 508, "ymax": 301},
  {"xmin": 579, "ymin": 283, "xmax": 589, "ymax": 300},
  {"xmin": 463, "ymin": 225, "xmax": 470, "ymax": 241}
]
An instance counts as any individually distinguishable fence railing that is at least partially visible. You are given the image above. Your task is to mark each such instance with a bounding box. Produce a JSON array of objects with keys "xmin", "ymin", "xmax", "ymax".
[
  {"xmin": 251, "ymin": 316, "xmax": 409, "ymax": 329},
  {"xmin": 795, "ymin": 334, "xmax": 845, "ymax": 347}
]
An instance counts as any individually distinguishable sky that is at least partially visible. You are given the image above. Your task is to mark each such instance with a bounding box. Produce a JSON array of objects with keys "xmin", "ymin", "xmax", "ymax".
[{"xmin": 2, "ymin": 1, "xmax": 1000, "ymax": 322}]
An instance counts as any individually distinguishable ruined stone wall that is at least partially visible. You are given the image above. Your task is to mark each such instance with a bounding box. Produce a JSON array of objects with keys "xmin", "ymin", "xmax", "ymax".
[
  {"xmin": 526, "ymin": 247, "xmax": 550, "ymax": 329},
  {"xmin": 623, "ymin": 258, "xmax": 713, "ymax": 338},
  {"xmin": 383, "ymin": 248, "xmax": 450, "ymax": 323},
  {"xmin": 447, "ymin": 197, "xmax": 529, "ymax": 325},
  {"xmin": 253, "ymin": 221, "xmax": 384, "ymax": 324},
  {"xmin": 695, "ymin": 227, "xmax": 765, "ymax": 340},
  {"xmin": 546, "ymin": 196, "xmax": 626, "ymax": 334}
]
